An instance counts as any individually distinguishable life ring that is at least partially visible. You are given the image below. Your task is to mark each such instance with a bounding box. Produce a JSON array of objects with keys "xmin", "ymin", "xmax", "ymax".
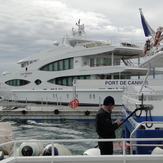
[
  {"xmin": 154, "ymin": 27, "xmax": 162, "ymax": 46},
  {"xmin": 69, "ymin": 99, "xmax": 79, "ymax": 108}
]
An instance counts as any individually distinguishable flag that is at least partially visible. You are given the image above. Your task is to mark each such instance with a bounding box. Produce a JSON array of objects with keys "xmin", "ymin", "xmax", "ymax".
[{"xmin": 139, "ymin": 8, "xmax": 155, "ymax": 37}]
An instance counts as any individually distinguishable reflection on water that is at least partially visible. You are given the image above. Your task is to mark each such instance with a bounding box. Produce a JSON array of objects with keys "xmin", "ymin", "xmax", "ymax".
[{"xmin": 10, "ymin": 120, "xmax": 122, "ymax": 155}]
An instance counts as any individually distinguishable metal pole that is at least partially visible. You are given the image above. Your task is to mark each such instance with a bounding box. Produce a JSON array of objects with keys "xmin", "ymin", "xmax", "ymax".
[{"xmin": 139, "ymin": 63, "xmax": 151, "ymax": 94}]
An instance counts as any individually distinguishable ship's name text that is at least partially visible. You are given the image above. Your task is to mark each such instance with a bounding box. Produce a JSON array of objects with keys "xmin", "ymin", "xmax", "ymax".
[{"xmin": 105, "ymin": 80, "xmax": 148, "ymax": 85}]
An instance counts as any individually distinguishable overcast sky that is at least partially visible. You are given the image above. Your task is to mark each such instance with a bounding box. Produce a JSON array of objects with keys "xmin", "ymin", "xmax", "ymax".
[{"xmin": 0, "ymin": 0, "xmax": 162, "ymax": 76}]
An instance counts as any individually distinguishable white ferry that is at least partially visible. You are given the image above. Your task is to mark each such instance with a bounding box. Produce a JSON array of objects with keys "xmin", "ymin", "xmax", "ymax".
[
  {"xmin": 122, "ymin": 9, "xmax": 163, "ymax": 154},
  {"xmin": 0, "ymin": 20, "xmax": 147, "ymax": 107}
]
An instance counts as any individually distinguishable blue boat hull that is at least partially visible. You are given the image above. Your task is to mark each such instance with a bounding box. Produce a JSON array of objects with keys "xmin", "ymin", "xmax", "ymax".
[{"xmin": 122, "ymin": 109, "xmax": 163, "ymax": 154}]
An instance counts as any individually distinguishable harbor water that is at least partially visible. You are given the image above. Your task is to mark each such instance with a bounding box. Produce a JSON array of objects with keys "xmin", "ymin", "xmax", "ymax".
[
  {"xmin": 0, "ymin": 101, "xmax": 123, "ymax": 155},
  {"xmin": 9, "ymin": 119, "xmax": 123, "ymax": 155}
]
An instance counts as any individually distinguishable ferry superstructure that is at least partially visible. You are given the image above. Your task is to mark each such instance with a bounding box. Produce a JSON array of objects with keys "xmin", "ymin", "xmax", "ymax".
[{"xmin": 0, "ymin": 20, "xmax": 147, "ymax": 106}]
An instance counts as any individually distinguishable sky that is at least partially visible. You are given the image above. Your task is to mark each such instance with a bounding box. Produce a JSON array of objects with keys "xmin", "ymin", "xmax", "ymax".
[{"xmin": 0, "ymin": 0, "xmax": 162, "ymax": 76}]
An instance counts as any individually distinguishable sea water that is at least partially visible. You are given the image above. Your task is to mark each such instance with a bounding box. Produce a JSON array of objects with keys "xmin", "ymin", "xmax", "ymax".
[
  {"xmin": 9, "ymin": 120, "xmax": 123, "ymax": 155},
  {"xmin": 0, "ymin": 101, "xmax": 122, "ymax": 154}
]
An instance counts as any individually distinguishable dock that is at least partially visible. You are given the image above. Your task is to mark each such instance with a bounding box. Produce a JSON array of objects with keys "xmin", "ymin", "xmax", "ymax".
[{"xmin": 0, "ymin": 104, "xmax": 122, "ymax": 121}]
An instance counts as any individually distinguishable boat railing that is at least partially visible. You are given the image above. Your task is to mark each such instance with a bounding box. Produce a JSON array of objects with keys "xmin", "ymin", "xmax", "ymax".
[
  {"xmin": 125, "ymin": 91, "xmax": 163, "ymax": 101},
  {"xmin": 111, "ymin": 39, "xmax": 143, "ymax": 48},
  {"xmin": 90, "ymin": 60, "xmax": 140, "ymax": 67},
  {"xmin": 124, "ymin": 92, "xmax": 138, "ymax": 100},
  {"xmin": 0, "ymin": 138, "xmax": 163, "ymax": 163},
  {"xmin": 130, "ymin": 121, "xmax": 163, "ymax": 154}
]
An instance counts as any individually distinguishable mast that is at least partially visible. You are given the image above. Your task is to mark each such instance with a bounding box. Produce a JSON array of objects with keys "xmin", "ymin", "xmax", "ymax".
[{"xmin": 72, "ymin": 19, "xmax": 85, "ymax": 37}]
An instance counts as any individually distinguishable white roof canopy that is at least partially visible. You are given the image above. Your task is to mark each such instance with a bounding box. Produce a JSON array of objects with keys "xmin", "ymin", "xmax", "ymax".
[{"xmin": 140, "ymin": 52, "xmax": 163, "ymax": 69}]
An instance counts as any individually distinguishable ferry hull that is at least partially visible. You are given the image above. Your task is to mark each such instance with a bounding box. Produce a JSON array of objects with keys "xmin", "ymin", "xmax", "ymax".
[{"xmin": 122, "ymin": 111, "xmax": 163, "ymax": 154}]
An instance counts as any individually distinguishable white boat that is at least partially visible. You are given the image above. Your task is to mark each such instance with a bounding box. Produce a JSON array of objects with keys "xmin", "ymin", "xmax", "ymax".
[
  {"xmin": 0, "ymin": 138, "xmax": 163, "ymax": 163},
  {"xmin": 1, "ymin": 121, "xmax": 163, "ymax": 163},
  {"xmin": 122, "ymin": 9, "xmax": 163, "ymax": 154},
  {"xmin": 0, "ymin": 20, "xmax": 147, "ymax": 107}
]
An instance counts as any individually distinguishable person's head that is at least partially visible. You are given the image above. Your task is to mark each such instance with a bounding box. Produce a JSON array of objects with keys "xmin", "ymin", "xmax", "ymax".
[{"xmin": 103, "ymin": 96, "xmax": 115, "ymax": 111}]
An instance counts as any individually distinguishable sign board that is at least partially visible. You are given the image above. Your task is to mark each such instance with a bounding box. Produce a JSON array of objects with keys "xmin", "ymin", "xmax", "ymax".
[{"xmin": 72, "ymin": 79, "xmax": 160, "ymax": 87}]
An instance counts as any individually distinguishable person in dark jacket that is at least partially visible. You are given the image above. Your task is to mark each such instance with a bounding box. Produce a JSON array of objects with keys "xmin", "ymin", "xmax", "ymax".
[{"xmin": 95, "ymin": 96, "xmax": 121, "ymax": 155}]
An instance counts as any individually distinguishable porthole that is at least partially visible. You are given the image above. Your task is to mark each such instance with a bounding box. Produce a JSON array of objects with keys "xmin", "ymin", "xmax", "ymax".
[{"xmin": 35, "ymin": 79, "xmax": 42, "ymax": 85}]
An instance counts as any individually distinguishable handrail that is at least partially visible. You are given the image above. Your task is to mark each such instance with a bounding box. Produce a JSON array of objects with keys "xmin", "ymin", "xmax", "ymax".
[
  {"xmin": 1, "ymin": 138, "xmax": 163, "ymax": 163},
  {"xmin": 130, "ymin": 121, "xmax": 163, "ymax": 154},
  {"xmin": 1, "ymin": 138, "xmax": 163, "ymax": 156}
]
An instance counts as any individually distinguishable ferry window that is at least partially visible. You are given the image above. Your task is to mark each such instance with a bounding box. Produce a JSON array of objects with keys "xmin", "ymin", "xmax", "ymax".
[
  {"xmin": 108, "ymin": 58, "xmax": 111, "ymax": 65},
  {"xmin": 114, "ymin": 58, "xmax": 120, "ymax": 65},
  {"xmin": 102, "ymin": 58, "xmax": 108, "ymax": 66},
  {"xmin": 96, "ymin": 58, "xmax": 101, "ymax": 66},
  {"xmin": 40, "ymin": 58, "xmax": 74, "ymax": 71},
  {"xmin": 57, "ymin": 78, "xmax": 62, "ymax": 85},
  {"xmin": 21, "ymin": 64, "xmax": 25, "ymax": 68},
  {"xmin": 48, "ymin": 75, "xmax": 90, "ymax": 86},
  {"xmin": 49, "ymin": 64, "xmax": 53, "ymax": 71},
  {"xmin": 54, "ymin": 62, "xmax": 58, "ymax": 71},
  {"xmin": 106, "ymin": 75, "xmax": 111, "ymax": 79},
  {"xmin": 70, "ymin": 42, "xmax": 77, "ymax": 47},
  {"xmin": 13, "ymin": 80, "xmax": 16, "ymax": 86},
  {"xmin": 62, "ymin": 78, "xmax": 67, "ymax": 86},
  {"xmin": 114, "ymin": 75, "xmax": 119, "ymax": 79},
  {"xmin": 17, "ymin": 80, "xmax": 20, "ymax": 86},
  {"xmin": 69, "ymin": 58, "xmax": 74, "ymax": 69},
  {"xmin": 67, "ymin": 77, "xmax": 72, "ymax": 86},
  {"xmin": 5, "ymin": 79, "xmax": 30, "ymax": 86},
  {"xmin": 64, "ymin": 59, "xmax": 69, "ymax": 70},
  {"xmin": 86, "ymin": 76, "xmax": 90, "ymax": 79},
  {"xmin": 126, "ymin": 76, "xmax": 130, "ymax": 79},
  {"xmin": 90, "ymin": 94, "xmax": 92, "ymax": 99},
  {"xmin": 42, "ymin": 66, "xmax": 48, "ymax": 71},
  {"xmin": 79, "ymin": 76, "xmax": 85, "ymax": 79},
  {"xmin": 59, "ymin": 60, "xmax": 63, "ymax": 70},
  {"xmin": 90, "ymin": 58, "xmax": 94, "ymax": 67},
  {"xmin": 121, "ymin": 75, "xmax": 130, "ymax": 79}
]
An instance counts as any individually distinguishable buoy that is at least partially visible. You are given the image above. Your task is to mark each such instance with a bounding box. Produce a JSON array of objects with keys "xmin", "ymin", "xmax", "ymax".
[
  {"xmin": 42, "ymin": 143, "xmax": 72, "ymax": 156},
  {"xmin": 22, "ymin": 110, "xmax": 27, "ymax": 115},
  {"xmin": 0, "ymin": 151, "xmax": 4, "ymax": 160},
  {"xmin": 19, "ymin": 142, "xmax": 44, "ymax": 156},
  {"xmin": 82, "ymin": 148, "xmax": 101, "ymax": 155},
  {"xmin": 151, "ymin": 147, "xmax": 163, "ymax": 155},
  {"xmin": 85, "ymin": 111, "xmax": 90, "ymax": 116},
  {"xmin": 42, "ymin": 145, "xmax": 58, "ymax": 156},
  {"xmin": 54, "ymin": 109, "xmax": 59, "ymax": 114}
]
